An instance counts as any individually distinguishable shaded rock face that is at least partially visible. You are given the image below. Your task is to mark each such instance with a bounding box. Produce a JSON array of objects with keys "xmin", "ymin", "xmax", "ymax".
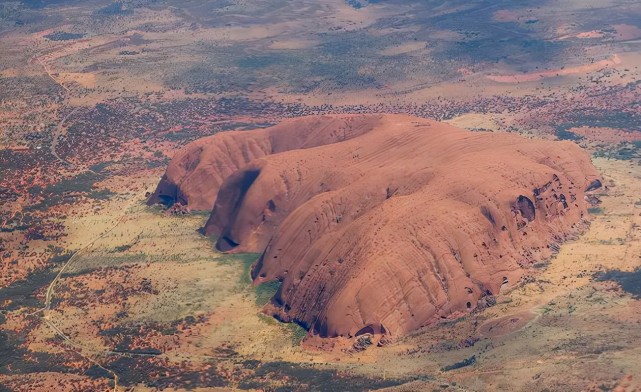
[
  {"xmin": 152, "ymin": 114, "xmax": 601, "ymax": 338},
  {"xmin": 516, "ymin": 196, "xmax": 536, "ymax": 222},
  {"xmin": 215, "ymin": 168, "xmax": 261, "ymax": 252},
  {"xmin": 585, "ymin": 179, "xmax": 602, "ymax": 192}
]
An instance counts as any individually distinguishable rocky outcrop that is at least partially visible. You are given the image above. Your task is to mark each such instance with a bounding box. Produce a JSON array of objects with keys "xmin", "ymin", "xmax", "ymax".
[
  {"xmin": 147, "ymin": 115, "xmax": 380, "ymax": 210},
  {"xmin": 152, "ymin": 114, "xmax": 601, "ymax": 338}
]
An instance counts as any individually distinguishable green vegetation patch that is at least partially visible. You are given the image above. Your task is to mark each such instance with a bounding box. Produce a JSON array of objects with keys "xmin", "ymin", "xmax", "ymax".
[
  {"xmin": 63, "ymin": 253, "xmax": 145, "ymax": 276},
  {"xmin": 237, "ymin": 53, "xmax": 290, "ymax": 70},
  {"xmin": 0, "ymin": 267, "xmax": 57, "ymax": 310},
  {"xmin": 24, "ymin": 170, "xmax": 114, "ymax": 210},
  {"xmin": 441, "ymin": 355, "xmax": 477, "ymax": 372},
  {"xmin": 215, "ymin": 253, "xmax": 260, "ymax": 285},
  {"xmin": 43, "ymin": 171, "xmax": 104, "ymax": 195},
  {"xmin": 255, "ymin": 280, "xmax": 280, "ymax": 306},
  {"xmin": 588, "ymin": 207, "xmax": 604, "ymax": 215},
  {"xmin": 595, "ymin": 268, "xmax": 641, "ymax": 298},
  {"xmin": 95, "ymin": 2, "xmax": 133, "ymax": 16},
  {"xmin": 286, "ymin": 322, "xmax": 308, "ymax": 346},
  {"xmin": 88, "ymin": 188, "xmax": 115, "ymax": 200},
  {"xmin": 44, "ymin": 31, "xmax": 84, "ymax": 41},
  {"xmin": 556, "ymin": 127, "xmax": 583, "ymax": 141},
  {"xmin": 593, "ymin": 142, "xmax": 641, "ymax": 161},
  {"xmin": 564, "ymin": 111, "xmax": 641, "ymax": 132},
  {"xmin": 0, "ymin": 329, "xmax": 71, "ymax": 375},
  {"xmin": 248, "ymin": 361, "xmax": 405, "ymax": 391}
]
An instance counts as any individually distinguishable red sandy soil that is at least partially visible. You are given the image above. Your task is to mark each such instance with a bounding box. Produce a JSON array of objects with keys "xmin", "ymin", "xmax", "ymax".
[
  {"xmin": 612, "ymin": 24, "xmax": 641, "ymax": 41},
  {"xmin": 150, "ymin": 114, "xmax": 601, "ymax": 338},
  {"xmin": 477, "ymin": 310, "xmax": 537, "ymax": 338},
  {"xmin": 576, "ymin": 30, "xmax": 606, "ymax": 39},
  {"xmin": 492, "ymin": 10, "xmax": 521, "ymax": 23}
]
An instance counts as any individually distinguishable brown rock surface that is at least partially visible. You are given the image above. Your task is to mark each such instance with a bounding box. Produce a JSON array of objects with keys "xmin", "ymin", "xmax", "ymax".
[
  {"xmin": 152, "ymin": 114, "xmax": 601, "ymax": 338},
  {"xmin": 147, "ymin": 115, "xmax": 380, "ymax": 210}
]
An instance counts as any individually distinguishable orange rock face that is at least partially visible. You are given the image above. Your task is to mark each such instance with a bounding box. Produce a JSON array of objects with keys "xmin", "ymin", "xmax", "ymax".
[
  {"xmin": 151, "ymin": 114, "xmax": 601, "ymax": 338},
  {"xmin": 147, "ymin": 115, "xmax": 380, "ymax": 210}
]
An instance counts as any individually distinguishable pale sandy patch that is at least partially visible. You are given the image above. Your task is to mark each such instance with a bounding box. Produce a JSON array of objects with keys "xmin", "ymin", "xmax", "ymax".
[
  {"xmin": 196, "ymin": 22, "xmax": 299, "ymax": 42},
  {"xmin": 379, "ymin": 41, "xmax": 427, "ymax": 56},
  {"xmin": 478, "ymin": 311, "xmax": 537, "ymax": 338},
  {"xmin": 59, "ymin": 72, "xmax": 96, "ymax": 89},
  {"xmin": 613, "ymin": 24, "xmax": 641, "ymax": 40},
  {"xmin": 268, "ymin": 39, "xmax": 317, "ymax": 50},
  {"xmin": 487, "ymin": 54, "xmax": 622, "ymax": 83},
  {"xmin": 445, "ymin": 113, "xmax": 503, "ymax": 131},
  {"xmin": 556, "ymin": 29, "xmax": 606, "ymax": 41},
  {"xmin": 33, "ymin": 35, "xmax": 122, "ymax": 64},
  {"xmin": 0, "ymin": 68, "xmax": 19, "ymax": 77},
  {"xmin": 576, "ymin": 30, "xmax": 605, "ymax": 39},
  {"xmin": 368, "ymin": 25, "xmax": 421, "ymax": 37},
  {"xmin": 493, "ymin": 9, "xmax": 520, "ymax": 22}
]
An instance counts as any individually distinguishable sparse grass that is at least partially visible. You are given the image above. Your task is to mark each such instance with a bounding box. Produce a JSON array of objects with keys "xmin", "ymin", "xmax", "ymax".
[
  {"xmin": 593, "ymin": 145, "xmax": 641, "ymax": 161},
  {"xmin": 44, "ymin": 171, "xmax": 104, "ymax": 195},
  {"xmin": 588, "ymin": 207, "xmax": 604, "ymax": 215},
  {"xmin": 441, "ymin": 355, "xmax": 476, "ymax": 372},
  {"xmin": 50, "ymin": 248, "xmax": 73, "ymax": 265},
  {"xmin": 255, "ymin": 280, "xmax": 280, "ymax": 306},
  {"xmin": 112, "ymin": 243, "xmax": 133, "ymax": 253},
  {"xmin": 64, "ymin": 253, "xmax": 145, "ymax": 275},
  {"xmin": 286, "ymin": 322, "xmax": 308, "ymax": 346},
  {"xmin": 249, "ymin": 360, "xmax": 405, "ymax": 390},
  {"xmin": 215, "ymin": 253, "xmax": 260, "ymax": 285},
  {"xmin": 258, "ymin": 314, "xmax": 307, "ymax": 346},
  {"xmin": 190, "ymin": 210, "xmax": 212, "ymax": 217},
  {"xmin": 556, "ymin": 127, "xmax": 583, "ymax": 141},
  {"xmin": 147, "ymin": 204, "xmax": 169, "ymax": 215},
  {"xmin": 258, "ymin": 313, "xmax": 281, "ymax": 326},
  {"xmin": 44, "ymin": 31, "xmax": 84, "ymax": 41},
  {"xmin": 95, "ymin": 2, "xmax": 133, "ymax": 16},
  {"xmin": 532, "ymin": 261, "xmax": 549, "ymax": 269},
  {"xmin": 88, "ymin": 188, "xmax": 116, "ymax": 200}
]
